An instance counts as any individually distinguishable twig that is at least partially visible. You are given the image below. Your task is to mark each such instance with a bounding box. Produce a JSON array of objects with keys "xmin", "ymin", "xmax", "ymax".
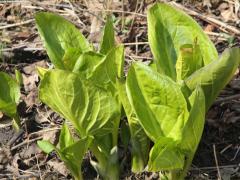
[
  {"xmin": 190, "ymin": 164, "xmax": 239, "ymax": 171},
  {"xmin": 127, "ymin": 55, "xmax": 152, "ymax": 60},
  {"xmin": 65, "ymin": 0, "xmax": 86, "ymax": 28},
  {"xmin": 11, "ymin": 136, "xmax": 42, "ymax": 151},
  {"xmin": 121, "ymin": 0, "xmax": 125, "ymax": 30},
  {"xmin": 170, "ymin": 2, "xmax": 240, "ymax": 35},
  {"xmin": 7, "ymin": 129, "xmax": 24, "ymax": 147},
  {"xmin": 28, "ymin": 127, "xmax": 60, "ymax": 136},
  {"xmin": 230, "ymin": 145, "xmax": 240, "ymax": 161},
  {"xmin": 123, "ymin": 42, "xmax": 149, "ymax": 46},
  {"xmin": 214, "ymin": 94, "xmax": 240, "ymax": 104},
  {"xmin": 213, "ymin": 144, "xmax": 222, "ymax": 180},
  {"xmin": 0, "ymin": 0, "xmax": 29, "ymax": 3},
  {"xmin": 220, "ymin": 144, "xmax": 232, "ymax": 154},
  {"xmin": 35, "ymin": 154, "xmax": 43, "ymax": 180},
  {"xmin": 129, "ymin": 0, "xmax": 139, "ymax": 32},
  {"xmin": 0, "ymin": 19, "xmax": 34, "ymax": 30}
]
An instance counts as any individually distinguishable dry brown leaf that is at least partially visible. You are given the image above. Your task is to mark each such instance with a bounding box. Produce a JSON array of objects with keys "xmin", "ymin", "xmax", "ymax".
[
  {"xmin": 47, "ymin": 159, "xmax": 69, "ymax": 177},
  {"xmin": 42, "ymin": 129, "xmax": 59, "ymax": 144},
  {"xmin": 204, "ymin": 24, "xmax": 216, "ymax": 32},
  {"xmin": 218, "ymin": 2, "xmax": 238, "ymax": 22},
  {"xmin": 0, "ymin": 147, "xmax": 12, "ymax": 171},
  {"xmin": 19, "ymin": 143, "xmax": 41, "ymax": 159}
]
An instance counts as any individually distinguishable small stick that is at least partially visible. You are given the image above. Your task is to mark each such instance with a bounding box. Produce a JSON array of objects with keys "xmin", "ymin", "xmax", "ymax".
[
  {"xmin": 230, "ymin": 146, "xmax": 240, "ymax": 161},
  {"xmin": 11, "ymin": 136, "xmax": 42, "ymax": 151},
  {"xmin": 7, "ymin": 129, "xmax": 24, "ymax": 147},
  {"xmin": 121, "ymin": 0, "xmax": 125, "ymax": 30},
  {"xmin": 190, "ymin": 164, "xmax": 239, "ymax": 170},
  {"xmin": 129, "ymin": 0, "xmax": 139, "ymax": 32},
  {"xmin": 214, "ymin": 94, "xmax": 240, "ymax": 104},
  {"xmin": 0, "ymin": 19, "xmax": 34, "ymax": 30},
  {"xmin": 220, "ymin": 144, "xmax": 232, "ymax": 154},
  {"xmin": 213, "ymin": 144, "xmax": 222, "ymax": 180}
]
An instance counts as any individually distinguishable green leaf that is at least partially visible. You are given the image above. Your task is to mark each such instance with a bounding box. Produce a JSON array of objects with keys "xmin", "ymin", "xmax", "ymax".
[
  {"xmin": 62, "ymin": 136, "xmax": 93, "ymax": 166},
  {"xmin": 39, "ymin": 69, "xmax": 119, "ymax": 136},
  {"xmin": 82, "ymin": 83, "xmax": 120, "ymax": 136},
  {"xmin": 73, "ymin": 51, "xmax": 104, "ymax": 79},
  {"xmin": 37, "ymin": 140, "xmax": 56, "ymax": 154},
  {"xmin": 39, "ymin": 69, "xmax": 88, "ymax": 134},
  {"xmin": 147, "ymin": 3, "xmax": 217, "ymax": 79},
  {"xmin": 117, "ymin": 79, "xmax": 150, "ymax": 172},
  {"xmin": 37, "ymin": 67, "xmax": 48, "ymax": 79},
  {"xmin": 38, "ymin": 137, "xmax": 92, "ymax": 180},
  {"xmin": 185, "ymin": 48, "xmax": 240, "ymax": 110},
  {"xmin": 176, "ymin": 43, "xmax": 203, "ymax": 81},
  {"xmin": 181, "ymin": 86, "xmax": 205, "ymax": 152},
  {"xmin": 90, "ymin": 45, "xmax": 124, "ymax": 91},
  {"xmin": 148, "ymin": 137, "xmax": 184, "ymax": 171},
  {"xmin": 35, "ymin": 12, "xmax": 91, "ymax": 69},
  {"xmin": 126, "ymin": 62, "xmax": 189, "ymax": 142},
  {"xmin": 0, "ymin": 72, "xmax": 20, "ymax": 117},
  {"xmin": 100, "ymin": 15, "xmax": 115, "ymax": 54},
  {"xmin": 15, "ymin": 69, "xmax": 23, "ymax": 86},
  {"xmin": 62, "ymin": 48, "xmax": 82, "ymax": 71},
  {"xmin": 59, "ymin": 123, "xmax": 75, "ymax": 150}
]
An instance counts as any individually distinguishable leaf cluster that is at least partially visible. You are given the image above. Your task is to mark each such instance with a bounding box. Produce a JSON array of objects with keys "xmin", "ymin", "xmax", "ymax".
[{"xmin": 33, "ymin": 3, "xmax": 240, "ymax": 180}]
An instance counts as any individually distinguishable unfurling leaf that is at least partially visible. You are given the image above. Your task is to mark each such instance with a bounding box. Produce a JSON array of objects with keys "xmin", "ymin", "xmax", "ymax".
[
  {"xmin": 100, "ymin": 15, "xmax": 115, "ymax": 55},
  {"xmin": 185, "ymin": 48, "xmax": 240, "ymax": 110},
  {"xmin": 35, "ymin": 12, "xmax": 91, "ymax": 69},
  {"xmin": 148, "ymin": 3, "xmax": 217, "ymax": 79},
  {"xmin": 126, "ymin": 62, "xmax": 189, "ymax": 142}
]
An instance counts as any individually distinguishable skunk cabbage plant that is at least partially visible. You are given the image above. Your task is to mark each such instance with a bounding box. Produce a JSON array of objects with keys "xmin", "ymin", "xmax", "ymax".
[
  {"xmin": 121, "ymin": 2, "xmax": 240, "ymax": 179},
  {"xmin": 35, "ymin": 2, "xmax": 240, "ymax": 180},
  {"xmin": 36, "ymin": 12, "xmax": 124, "ymax": 180},
  {"xmin": 147, "ymin": 3, "xmax": 240, "ymax": 110},
  {"xmin": 0, "ymin": 71, "xmax": 21, "ymax": 130}
]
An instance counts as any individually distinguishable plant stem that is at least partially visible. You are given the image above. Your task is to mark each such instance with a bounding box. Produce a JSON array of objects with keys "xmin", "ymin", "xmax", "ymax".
[
  {"xmin": 178, "ymin": 153, "xmax": 195, "ymax": 180},
  {"xmin": 13, "ymin": 114, "xmax": 20, "ymax": 131},
  {"xmin": 90, "ymin": 139, "xmax": 119, "ymax": 180}
]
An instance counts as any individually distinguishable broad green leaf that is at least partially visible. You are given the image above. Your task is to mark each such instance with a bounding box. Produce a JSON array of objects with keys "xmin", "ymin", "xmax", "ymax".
[
  {"xmin": 148, "ymin": 137, "xmax": 184, "ymax": 171},
  {"xmin": 37, "ymin": 67, "xmax": 48, "ymax": 79},
  {"xmin": 62, "ymin": 48, "xmax": 82, "ymax": 71},
  {"xmin": 148, "ymin": 61, "xmax": 157, "ymax": 72},
  {"xmin": 117, "ymin": 79, "xmax": 149, "ymax": 172},
  {"xmin": 100, "ymin": 15, "xmax": 115, "ymax": 55},
  {"xmin": 126, "ymin": 62, "xmax": 189, "ymax": 142},
  {"xmin": 62, "ymin": 136, "xmax": 93, "ymax": 166},
  {"xmin": 39, "ymin": 69, "xmax": 88, "ymax": 134},
  {"xmin": 147, "ymin": 3, "xmax": 217, "ymax": 79},
  {"xmin": 39, "ymin": 69, "xmax": 119, "ymax": 136},
  {"xmin": 90, "ymin": 45, "xmax": 124, "ymax": 92},
  {"xmin": 0, "ymin": 72, "xmax": 20, "ymax": 117},
  {"xmin": 73, "ymin": 51, "xmax": 104, "ymax": 78},
  {"xmin": 82, "ymin": 83, "xmax": 120, "ymax": 136},
  {"xmin": 185, "ymin": 48, "xmax": 240, "ymax": 110},
  {"xmin": 35, "ymin": 12, "xmax": 91, "ymax": 69},
  {"xmin": 38, "ymin": 137, "xmax": 92, "ymax": 180},
  {"xmin": 181, "ymin": 86, "xmax": 205, "ymax": 152},
  {"xmin": 59, "ymin": 123, "xmax": 75, "ymax": 150},
  {"xmin": 176, "ymin": 43, "xmax": 203, "ymax": 81},
  {"xmin": 37, "ymin": 140, "xmax": 56, "ymax": 154}
]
